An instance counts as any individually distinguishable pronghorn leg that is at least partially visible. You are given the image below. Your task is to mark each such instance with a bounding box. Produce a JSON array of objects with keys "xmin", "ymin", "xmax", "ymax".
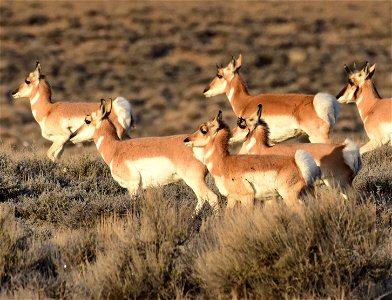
[
  {"xmin": 323, "ymin": 178, "xmax": 348, "ymax": 200},
  {"xmin": 301, "ymin": 120, "xmax": 331, "ymax": 143},
  {"xmin": 126, "ymin": 180, "xmax": 141, "ymax": 199},
  {"xmin": 360, "ymin": 139, "xmax": 379, "ymax": 154},
  {"xmin": 278, "ymin": 183, "xmax": 303, "ymax": 208},
  {"xmin": 182, "ymin": 176, "xmax": 219, "ymax": 213},
  {"xmin": 226, "ymin": 193, "xmax": 253, "ymax": 209},
  {"xmin": 47, "ymin": 136, "xmax": 70, "ymax": 161}
]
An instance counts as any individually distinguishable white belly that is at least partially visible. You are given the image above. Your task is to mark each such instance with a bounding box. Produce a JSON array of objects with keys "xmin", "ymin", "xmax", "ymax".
[
  {"xmin": 264, "ymin": 116, "xmax": 304, "ymax": 143},
  {"xmin": 244, "ymin": 171, "xmax": 278, "ymax": 199},
  {"xmin": 213, "ymin": 176, "xmax": 230, "ymax": 197},
  {"xmin": 127, "ymin": 157, "xmax": 180, "ymax": 188}
]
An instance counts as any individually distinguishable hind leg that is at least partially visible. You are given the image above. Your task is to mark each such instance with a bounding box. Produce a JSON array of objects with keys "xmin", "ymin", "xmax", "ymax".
[
  {"xmin": 47, "ymin": 136, "xmax": 69, "ymax": 161},
  {"xmin": 182, "ymin": 174, "xmax": 219, "ymax": 213},
  {"xmin": 301, "ymin": 121, "xmax": 331, "ymax": 143},
  {"xmin": 227, "ymin": 193, "xmax": 253, "ymax": 209}
]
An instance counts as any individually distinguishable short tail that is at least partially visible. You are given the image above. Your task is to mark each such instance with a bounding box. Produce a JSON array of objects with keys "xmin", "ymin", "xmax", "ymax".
[
  {"xmin": 294, "ymin": 150, "xmax": 320, "ymax": 186},
  {"xmin": 112, "ymin": 96, "xmax": 135, "ymax": 132},
  {"xmin": 342, "ymin": 138, "xmax": 362, "ymax": 176},
  {"xmin": 313, "ymin": 92, "xmax": 340, "ymax": 127}
]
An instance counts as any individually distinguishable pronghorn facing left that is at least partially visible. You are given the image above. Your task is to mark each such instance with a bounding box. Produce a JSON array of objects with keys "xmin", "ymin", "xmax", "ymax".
[
  {"xmin": 11, "ymin": 62, "xmax": 134, "ymax": 161},
  {"xmin": 231, "ymin": 105, "xmax": 361, "ymax": 195},
  {"xmin": 337, "ymin": 62, "xmax": 392, "ymax": 154},
  {"xmin": 184, "ymin": 111, "xmax": 320, "ymax": 208},
  {"xmin": 203, "ymin": 55, "xmax": 339, "ymax": 143},
  {"xmin": 70, "ymin": 99, "xmax": 218, "ymax": 213}
]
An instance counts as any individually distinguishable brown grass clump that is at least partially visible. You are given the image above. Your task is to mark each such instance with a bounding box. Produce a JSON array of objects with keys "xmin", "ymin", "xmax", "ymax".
[
  {"xmin": 0, "ymin": 144, "xmax": 391, "ymax": 298},
  {"xmin": 194, "ymin": 188, "xmax": 392, "ymax": 299}
]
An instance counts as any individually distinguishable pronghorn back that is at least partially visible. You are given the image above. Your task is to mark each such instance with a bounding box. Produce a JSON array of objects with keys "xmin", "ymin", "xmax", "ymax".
[{"xmin": 203, "ymin": 55, "xmax": 339, "ymax": 143}]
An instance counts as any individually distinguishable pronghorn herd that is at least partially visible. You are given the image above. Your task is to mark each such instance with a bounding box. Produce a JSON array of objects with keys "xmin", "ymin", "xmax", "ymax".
[{"xmin": 12, "ymin": 56, "xmax": 392, "ymax": 212}]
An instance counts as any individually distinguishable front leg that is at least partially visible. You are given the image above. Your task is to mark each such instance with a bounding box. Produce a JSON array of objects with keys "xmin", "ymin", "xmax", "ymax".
[
  {"xmin": 360, "ymin": 139, "xmax": 380, "ymax": 154},
  {"xmin": 47, "ymin": 136, "xmax": 70, "ymax": 161}
]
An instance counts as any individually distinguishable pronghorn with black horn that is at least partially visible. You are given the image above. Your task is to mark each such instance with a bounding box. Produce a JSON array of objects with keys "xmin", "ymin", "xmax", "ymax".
[
  {"xmin": 11, "ymin": 62, "xmax": 134, "ymax": 161},
  {"xmin": 70, "ymin": 98, "xmax": 219, "ymax": 213},
  {"xmin": 203, "ymin": 55, "xmax": 339, "ymax": 143},
  {"xmin": 184, "ymin": 111, "xmax": 320, "ymax": 208},
  {"xmin": 231, "ymin": 104, "xmax": 361, "ymax": 196},
  {"xmin": 337, "ymin": 62, "xmax": 392, "ymax": 154}
]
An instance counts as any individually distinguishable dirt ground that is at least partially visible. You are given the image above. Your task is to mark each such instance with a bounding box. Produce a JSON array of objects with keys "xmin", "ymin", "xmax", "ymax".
[{"xmin": 0, "ymin": 1, "xmax": 391, "ymax": 155}]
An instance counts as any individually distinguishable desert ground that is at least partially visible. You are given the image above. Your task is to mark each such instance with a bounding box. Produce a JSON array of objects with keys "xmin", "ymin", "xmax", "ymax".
[{"xmin": 0, "ymin": 1, "xmax": 391, "ymax": 299}]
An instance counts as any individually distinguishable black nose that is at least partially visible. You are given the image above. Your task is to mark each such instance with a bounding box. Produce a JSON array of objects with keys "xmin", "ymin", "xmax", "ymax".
[
  {"xmin": 203, "ymin": 87, "xmax": 209, "ymax": 93},
  {"xmin": 184, "ymin": 137, "xmax": 190, "ymax": 143},
  {"xmin": 10, "ymin": 90, "xmax": 17, "ymax": 96}
]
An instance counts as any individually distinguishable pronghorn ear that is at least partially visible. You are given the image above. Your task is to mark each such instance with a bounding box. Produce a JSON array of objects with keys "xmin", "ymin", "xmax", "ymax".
[
  {"xmin": 32, "ymin": 61, "xmax": 41, "ymax": 79},
  {"xmin": 344, "ymin": 64, "xmax": 353, "ymax": 75},
  {"xmin": 234, "ymin": 54, "xmax": 242, "ymax": 72},
  {"xmin": 367, "ymin": 63, "xmax": 376, "ymax": 79},
  {"xmin": 215, "ymin": 110, "xmax": 223, "ymax": 123},
  {"xmin": 257, "ymin": 104, "xmax": 263, "ymax": 119},
  {"xmin": 106, "ymin": 98, "xmax": 113, "ymax": 114},
  {"xmin": 100, "ymin": 99, "xmax": 108, "ymax": 118}
]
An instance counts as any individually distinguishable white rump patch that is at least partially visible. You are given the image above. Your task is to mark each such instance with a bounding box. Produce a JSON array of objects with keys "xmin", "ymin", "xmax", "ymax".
[
  {"xmin": 313, "ymin": 92, "xmax": 340, "ymax": 126},
  {"xmin": 342, "ymin": 139, "xmax": 361, "ymax": 175},
  {"xmin": 113, "ymin": 96, "xmax": 134, "ymax": 130},
  {"xmin": 294, "ymin": 150, "xmax": 320, "ymax": 186}
]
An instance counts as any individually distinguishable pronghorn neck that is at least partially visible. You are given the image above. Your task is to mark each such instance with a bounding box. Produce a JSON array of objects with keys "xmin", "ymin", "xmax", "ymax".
[
  {"xmin": 225, "ymin": 74, "xmax": 250, "ymax": 115},
  {"xmin": 30, "ymin": 80, "xmax": 53, "ymax": 122},
  {"xmin": 93, "ymin": 119, "xmax": 120, "ymax": 165},
  {"xmin": 243, "ymin": 125, "xmax": 270, "ymax": 154},
  {"xmin": 356, "ymin": 80, "xmax": 380, "ymax": 120},
  {"xmin": 204, "ymin": 128, "xmax": 230, "ymax": 174}
]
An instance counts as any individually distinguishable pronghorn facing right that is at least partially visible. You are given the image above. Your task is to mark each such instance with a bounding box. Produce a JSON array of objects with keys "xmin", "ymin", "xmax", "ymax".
[
  {"xmin": 11, "ymin": 62, "xmax": 134, "ymax": 161},
  {"xmin": 184, "ymin": 111, "xmax": 320, "ymax": 208},
  {"xmin": 70, "ymin": 99, "xmax": 218, "ymax": 213},
  {"xmin": 203, "ymin": 55, "xmax": 339, "ymax": 143},
  {"xmin": 337, "ymin": 62, "xmax": 392, "ymax": 154},
  {"xmin": 231, "ymin": 105, "xmax": 361, "ymax": 195}
]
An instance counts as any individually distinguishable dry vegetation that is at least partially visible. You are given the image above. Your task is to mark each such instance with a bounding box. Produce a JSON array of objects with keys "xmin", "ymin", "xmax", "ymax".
[
  {"xmin": 1, "ymin": 1, "xmax": 392, "ymax": 299},
  {"xmin": 0, "ymin": 145, "xmax": 391, "ymax": 299}
]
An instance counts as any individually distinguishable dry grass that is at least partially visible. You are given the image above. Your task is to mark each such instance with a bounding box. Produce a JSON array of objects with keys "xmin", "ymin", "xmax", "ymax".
[{"xmin": 0, "ymin": 144, "xmax": 391, "ymax": 299}]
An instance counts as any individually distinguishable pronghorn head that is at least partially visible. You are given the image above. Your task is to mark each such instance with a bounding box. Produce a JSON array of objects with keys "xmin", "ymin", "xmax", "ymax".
[
  {"xmin": 12, "ymin": 62, "xmax": 43, "ymax": 99},
  {"xmin": 184, "ymin": 111, "xmax": 224, "ymax": 148},
  {"xmin": 70, "ymin": 98, "xmax": 113, "ymax": 143},
  {"xmin": 70, "ymin": 98, "xmax": 133, "ymax": 143},
  {"xmin": 229, "ymin": 104, "xmax": 263, "ymax": 143},
  {"xmin": 337, "ymin": 62, "xmax": 376, "ymax": 103},
  {"xmin": 203, "ymin": 54, "xmax": 242, "ymax": 98}
]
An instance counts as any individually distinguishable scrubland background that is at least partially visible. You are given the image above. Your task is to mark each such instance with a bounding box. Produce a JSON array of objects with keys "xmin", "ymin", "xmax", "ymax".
[{"xmin": 0, "ymin": 1, "xmax": 392, "ymax": 299}]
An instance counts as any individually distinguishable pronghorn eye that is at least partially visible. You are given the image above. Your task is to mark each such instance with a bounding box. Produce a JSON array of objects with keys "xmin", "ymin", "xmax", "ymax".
[
  {"xmin": 200, "ymin": 127, "xmax": 208, "ymax": 135},
  {"xmin": 85, "ymin": 117, "xmax": 92, "ymax": 124},
  {"xmin": 217, "ymin": 74, "xmax": 223, "ymax": 79},
  {"xmin": 239, "ymin": 122, "xmax": 247, "ymax": 129},
  {"xmin": 25, "ymin": 79, "xmax": 30, "ymax": 84}
]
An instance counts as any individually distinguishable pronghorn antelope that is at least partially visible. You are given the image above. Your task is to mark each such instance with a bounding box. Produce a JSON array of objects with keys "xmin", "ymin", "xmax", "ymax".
[
  {"xmin": 337, "ymin": 62, "xmax": 392, "ymax": 154},
  {"xmin": 203, "ymin": 55, "xmax": 339, "ymax": 143},
  {"xmin": 183, "ymin": 111, "xmax": 320, "ymax": 208},
  {"xmin": 11, "ymin": 62, "xmax": 134, "ymax": 161},
  {"xmin": 70, "ymin": 99, "xmax": 218, "ymax": 213},
  {"xmin": 231, "ymin": 104, "xmax": 361, "ymax": 194}
]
